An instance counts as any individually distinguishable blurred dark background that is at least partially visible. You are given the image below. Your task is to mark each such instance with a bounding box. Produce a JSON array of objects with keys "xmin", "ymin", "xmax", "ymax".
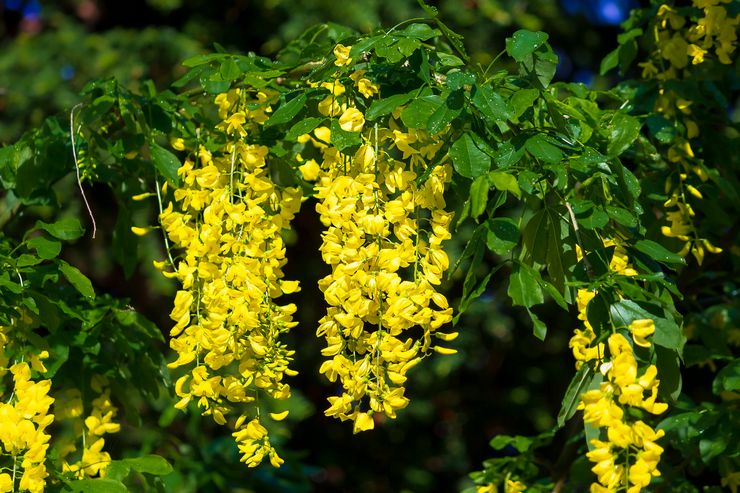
[{"xmin": 0, "ymin": 1, "xmax": 643, "ymax": 492}]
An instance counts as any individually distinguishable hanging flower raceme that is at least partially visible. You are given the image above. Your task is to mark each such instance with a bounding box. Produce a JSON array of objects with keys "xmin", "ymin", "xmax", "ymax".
[
  {"xmin": 580, "ymin": 332, "xmax": 668, "ymax": 493},
  {"xmin": 158, "ymin": 88, "xmax": 302, "ymax": 467},
  {"xmin": 0, "ymin": 359, "xmax": 54, "ymax": 493},
  {"xmin": 305, "ymin": 76, "xmax": 456, "ymax": 431},
  {"xmin": 59, "ymin": 376, "xmax": 120, "ymax": 479}
]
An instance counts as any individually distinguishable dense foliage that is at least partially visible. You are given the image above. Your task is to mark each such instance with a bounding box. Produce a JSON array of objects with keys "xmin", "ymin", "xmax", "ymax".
[{"xmin": 0, "ymin": 0, "xmax": 738, "ymax": 492}]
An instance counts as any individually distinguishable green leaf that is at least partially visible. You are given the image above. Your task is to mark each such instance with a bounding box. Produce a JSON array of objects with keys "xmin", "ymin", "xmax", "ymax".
[
  {"xmin": 605, "ymin": 112, "xmax": 640, "ymax": 157},
  {"xmin": 526, "ymin": 134, "xmax": 563, "ymax": 163},
  {"xmin": 533, "ymin": 47, "xmax": 558, "ymax": 89},
  {"xmin": 486, "ymin": 217, "xmax": 519, "ymax": 255},
  {"xmin": 285, "ymin": 117, "xmax": 323, "ymax": 141},
  {"xmin": 609, "ymin": 300, "xmax": 685, "ymax": 351},
  {"xmin": 329, "ymin": 120, "xmax": 362, "ymax": 152},
  {"xmin": 606, "ymin": 206, "xmax": 637, "ymax": 228},
  {"xmin": 437, "ymin": 53, "xmax": 464, "ymax": 67},
  {"xmin": 469, "ymin": 175, "xmax": 489, "ymax": 220},
  {"xmin": 634, "ymin": 240, "xmax": 686, "ymax": 266},
  {"xmin": 713, "ymin": 360, "xmax": 740, "ymax": 394},
  {"xmin": 522, "ymin": 209, "xmax": 549, "ymax": 264},
  {"xmin": 398, "ymin": 23, "xmax": 440, "ymax": 40},
  {"xmin": 219, "ymin": 58, "xmax": 241, "ymax": 81},
  {"xmin": 16, "ymin": 254, "xmax": 42, "ymax": 267},
  {"xmin": 449, "ymin": 133, "xmax": 491, "ymax": 179},
  {"xmin": 557, "ymin": 364, "xmax": 593, "ymax": 428},
  {"xmin": 366, "ymin": 93, "xmax": 413, "ymax": 121},
  {"xmin": 35, "ymin": 218, "xmax": 84, "ymax": 241},
  {"xmin": 527, "ymin": 308, "xmax": 548, "ymax": 340},
  {"xmin": 427, "ymin": 90, "xmax": 464, "ymax": 134},
  {"xmin": 121, "ymin": 455, "xmax": 173, "ymax": 476},
  {"xmin": 509, "ymin": 89, "xmax": 539, "ymax": 120},
  {"xmin": 400, "ymin": 95, "xmax": 443, "ymax": 129},
  {"xmin": 264, "ymin": 94, "xmax": 306, "ymax": 128},
  {"xmin": 27, "ymin": 236, "xmax": 61, "ymax": 260},
  {"xmin": 150, "ymin": 143, "xmax": 182, "ymax": 185},
  {"xmin": 508, "ymin": 262, "xmax": 544, "ymax": 307},
  {"xmin": 472, "ymin": 85, "xmax": 513, "ymax": 123},
  {"xmin": 489, "ymin": 171, "xmax": 521, "ymax": 198},
  {"xmin": 59, "ymin": 261, "xmax": 95, "ymax": 299},
  {"xmin": 600, "ymin": 47, "xmax": 619, "ymax": 76},
  {"xmin": 490, "ymin": 434, "xmax": 533, "ymax": 453},
  {"xmin": 506, "ymin": 30, "xmax": 549, "ymax": 62},
  {"xmin": 65, "ymin": 479, "xmax": 128, "ymax": 493}
]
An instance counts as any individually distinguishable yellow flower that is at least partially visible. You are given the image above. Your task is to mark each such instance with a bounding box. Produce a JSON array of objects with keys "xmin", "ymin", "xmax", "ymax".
[
  {"xmin": 339, "ymin": 107, "xmax": 365, "ymax": 132},
  {"xmin": 299, "ymin": 159, "xmax": 321, "ymax": 181},
  {"xmin": 333, "ymin": 44, "xmax": 352, "ymax": 66},
  {"xmin": 629, "ymin": 319, "xmax": 655, "ymax": 348}
]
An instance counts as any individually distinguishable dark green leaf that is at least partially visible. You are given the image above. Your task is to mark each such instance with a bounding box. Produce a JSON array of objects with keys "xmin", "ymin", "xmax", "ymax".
[
  {"xmin": 634, "ymin": 240, "xmax": 686, "ymax": 266},
  {"xmin": 427, "ymin": 90, "xmax": 464, "ymax": 134},
  {"xmin": 557, "ymin": 364, "xmax": 593, "ymax": 428},
  {"xmin": 35, "ymin": 218, "xmax": 84, "ymax": 241},
  {"xmin": 449, "ymin": 133, "xmax": 491, "ymax": 179},
  {"xmin": 150, "ymin": 143, "xmax": 182, "ymax": 185},
  {"xmin": 472, "ymin": 85, "xmax": 513, "ymax": 123},
  {"xmin": 65, "ymin": 479, "xmax": 128, "ymax": 493},
  {"xmin": 366, "ymin": 93, "xmax": 413, "ymax": 121},
  {"xmin": 285, "ymin": 117, "xmax": 324, "ymax": 141},
  {"xmin": 600, "ymin": 47, "xmax": 619, "ymax": 76},
  {"xmin": 437, "ymin": 53, "xmax": 464, "ymax": 67},
  {"xmin": 713, "ymin": 360, "xmax": 740, "ymax": 394},
  {"xmin": 605, "ymin": 112, "xmax": 640, "ymax": 157},
  {"xmin": 526, "ymin": 134, "xmax": 563, "ymax": 163},
  {"xmin": 506, "ymin": 30, "xmax": 549, "ymax": 62},
  {"xmin": 329, "ymin": 120, "xmax": 362, "ymax": 152},
  {"xmin": 400, "ymin": 95, "xmax": 443, "ymax": 129},
  {"xmin": 27, "ymin": 236, "xmax": 61, "ymax": 260},
  {"xmin": 486, "ymin": 217, "xmax": 519, "ymax": 255},
  {"xmin": 606, "ymin": 206, "xmax": 637, "ymax": 228},
  {"xmin": 508, "ymin": 262, "xmax": 544, "ymax": 307},
  {"xmin": 490, "ymin": 434, "xmax": 533, "ymax": 453},
  {"xmin": 59, "ymin": 261, "xmax": 95, "ymax": 299},
  {"xmin": 527, "ymin": 308, "xmax": 548, "ymax": 340},
  {"xmin": 264, "ymin": 94, "xmax": 306, "ymax": 128},
  {"xmin": 509, "ymin": 89, "xmax": 539, "ymax": 120},
  {"xmin": 469, "ymin": 175, "xmax": 489, "ymax": 220},
  {"xmin": 523, "ymin": 209, "xmax": 549, "ymax": 264}
]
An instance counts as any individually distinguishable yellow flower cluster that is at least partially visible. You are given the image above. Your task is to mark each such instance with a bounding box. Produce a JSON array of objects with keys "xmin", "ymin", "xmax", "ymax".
[
  {"xmin": 301, "ymin": 64, "xmax": 456, "ymax": 432},
  {"xmin": 59, "ymin": 376, "xmax": 120, "ymax": 478},
  {"xmin": 640, "ymin": 0, "xmax": 738, "ymax": 78},
  {"xmin": 159, "ymin": 88, "xmax": 302, "ymax": 467},
  {"xmin": 637, "ymin": 2, "xmax": 730, "ymax": 264},
  {"xmin": 0, "ymin": 361, "xmax": 54, "ymax": 493},
  {"xmin": 569, "ymin": 242, "xmax": 668, "ymax": 492},
  {"xmin": 580, "ymin": 330, "xmax": 667, "ymax": 493}
]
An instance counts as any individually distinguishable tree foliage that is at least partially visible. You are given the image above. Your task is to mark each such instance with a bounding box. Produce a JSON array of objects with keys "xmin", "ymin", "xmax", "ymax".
[{"xmin": 0, "ymin": 0, "xmax": 738, "ymax": 491}]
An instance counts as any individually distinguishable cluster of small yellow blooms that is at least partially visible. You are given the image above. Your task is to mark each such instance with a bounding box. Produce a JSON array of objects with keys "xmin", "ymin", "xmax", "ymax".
[
  {"xmin": 58, "ymin": 376, "xmax": 120, "ymax": 479},
  {"xmin": 569, "ymin": 244, "xmax": 668, "ymax": 492},
  {"xmin": 569, "ymin": 240, "xmax": 635, "ymax": 369},
  {"xmin": 298, "ymin": 47, "xmax": 457, "ymax": 432},
  {"xmin": 637, "ymin": 1, "xmax": 732, "ymax": 264},
  {"xmin": 158, "ymin": 87, "xmax": 301, "ymax": 467},
  {"xmin": 0, "ymin": 357, "xmax": 54, "ymax": 493},
  {"xmin": 580, "ymin": 329, "xmax": 668, "ymax": 493},
  {"xmin": 476, "ymin": 478, "xmax": 527, "ymax": 493}
]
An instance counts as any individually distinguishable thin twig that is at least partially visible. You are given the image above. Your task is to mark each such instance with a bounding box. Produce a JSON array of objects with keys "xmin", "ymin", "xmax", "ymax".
[{"xmin": 70, "ymin": 103, "xmax": 97, "ymax": 239}]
